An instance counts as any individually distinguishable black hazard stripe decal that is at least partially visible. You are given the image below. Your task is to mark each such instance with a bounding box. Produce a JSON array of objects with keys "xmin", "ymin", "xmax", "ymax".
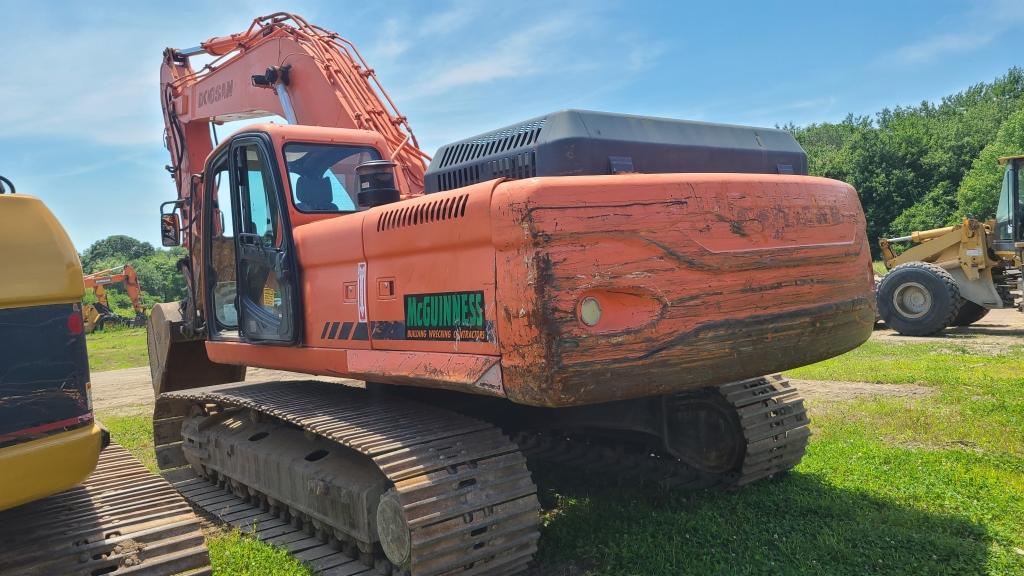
[
  {"xmin": 319, "ymin": 321, "xmax": 364, "ymax": 341},
  {"xmin": 352, "ymin": 322, "xmax": 369, "ymax": 341},
  {"xmin": 321, "ymin": 319, "xmax": 494, "ymax": 342}
]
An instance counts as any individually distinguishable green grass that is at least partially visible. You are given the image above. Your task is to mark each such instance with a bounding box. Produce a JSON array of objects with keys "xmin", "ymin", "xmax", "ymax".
[
  {"xmin": 208, "ymin": 531, "xmax": 314, "ymax": 576},
  {"xmin": 98, "ymin": 411, "xmax": 156, "ymax": 471},
  {"xmin": 98, "ymin": 411, "xmax": 316, "ymax": 575},
  {"xmin": 537, "ymin": 340, "xmax": 1024, "ymax": 575},
  {"xmin": 787, "ymin": 340, "xmax": 1024, "ymax": 456},
  {"xmin": 873, "ymin": 260, "xmax": 889, "ymax": 276},
  {"xmin": 86, "ymin": 328, "xmax": 148, "ymax": 371},
  {"xmin": 96, "ymin": 338, "xmax": 1024, "ymax": 575}
]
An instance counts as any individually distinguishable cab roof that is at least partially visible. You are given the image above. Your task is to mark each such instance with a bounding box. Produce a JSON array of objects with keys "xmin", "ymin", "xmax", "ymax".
[{"xmin": 209, "ymin": 123, "xmax": 388, "ymax": 159}]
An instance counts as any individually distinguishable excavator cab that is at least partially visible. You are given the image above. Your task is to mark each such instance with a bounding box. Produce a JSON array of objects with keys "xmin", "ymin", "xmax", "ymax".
[
  {"xmin": 994, "ymin": 156, "xmax": 1024, "ymax": 253},
  {"xmin": 197, "ymin": 124, "xmax": 389, "ymax": 344}
]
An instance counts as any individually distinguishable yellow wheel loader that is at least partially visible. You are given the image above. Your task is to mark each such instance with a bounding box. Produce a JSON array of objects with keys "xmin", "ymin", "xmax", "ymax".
[{"xmin": 877, "ymin": 156, "xmax": 1024, "ymax": 335}]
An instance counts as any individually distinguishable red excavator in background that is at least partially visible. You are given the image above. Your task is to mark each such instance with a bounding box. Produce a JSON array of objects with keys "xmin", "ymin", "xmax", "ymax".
[
  {"xmin": 82, "ymin": 264, "xmax": 147, "ymax": 333},
  {"xmin": 150, "ymin": 13, "xmax": 875, "ymax": 574}
]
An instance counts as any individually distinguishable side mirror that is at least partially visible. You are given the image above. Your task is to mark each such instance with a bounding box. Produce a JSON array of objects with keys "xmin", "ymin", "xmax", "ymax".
[
  {"xmin": 161, "ymin": 213, "xmax": 181, "ymax": 246},
  {"xmin": 160, "ymin": 199, "xmax": 185, "ymax": 247}
]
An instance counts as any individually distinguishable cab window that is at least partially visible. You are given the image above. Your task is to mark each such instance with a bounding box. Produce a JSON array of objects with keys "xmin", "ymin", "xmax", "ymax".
[
  {"xmin": 238, "ymin": 145, "xmax": 281, "ymax": 247},
  {"xmin": 284, "ymin": 143, "xmax": 381, "ymax": 212},
  {"xmin": 207, "ymin": 155, "xmax": 238, "ymax": 332},
  {"xmin": 995, "ymin": 164, "xmax": 1015, "ymax": 242}
]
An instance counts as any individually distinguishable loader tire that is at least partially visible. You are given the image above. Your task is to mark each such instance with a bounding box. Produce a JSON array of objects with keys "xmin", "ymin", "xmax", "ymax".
[
  {"xmin": 951, "ymin": 299, "xmax": 990, "ymax": 326},
  {"xmin": 876, "ymin": 262, "xmax": 960, "ymax": 336}
]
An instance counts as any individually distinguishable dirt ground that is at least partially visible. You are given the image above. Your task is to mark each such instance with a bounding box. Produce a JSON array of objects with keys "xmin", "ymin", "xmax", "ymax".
[
  {"xmin": 788, "ymin": 379, "xmax": 934, "ymax": 401},
  {"xmin": 90, "ymin": 308, "xmax": 1021, "ymax": 414},
  {"xmin": 874, "ymin": 307, "xmax": 1024, "ymax": 352},
  {"xmin": 92, "ymin": 369, "xmax": 935, "ymax": 414},
  {"xmin": 91, "ymin": 367, "xmax": 359, "ymax": 415}
]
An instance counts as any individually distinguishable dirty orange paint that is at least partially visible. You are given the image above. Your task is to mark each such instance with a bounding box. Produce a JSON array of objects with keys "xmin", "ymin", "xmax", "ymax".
[{"xmin": 207, "ymin": 127, "xmax": 874, "ymax": 407}]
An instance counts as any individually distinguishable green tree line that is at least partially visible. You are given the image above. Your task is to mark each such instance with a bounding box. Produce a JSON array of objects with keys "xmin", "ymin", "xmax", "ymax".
[
  {"xmin": 788, "ymin": 67, "xmax": 1024, "ymax": 252},
  {"xmin": 80, "ymin": 235, "xmax": 186, "ymax": 314}
]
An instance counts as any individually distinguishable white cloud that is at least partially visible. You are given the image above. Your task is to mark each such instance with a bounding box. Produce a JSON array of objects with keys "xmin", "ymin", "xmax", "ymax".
[
  {"xmin": 889, "ymin": 0, "xmax": 1024, "ymax": 65},
  {"xmin": 0, "ymin": 2, "xmax": 294, "ymax": 146},
  {"xmin": 892, "ymin": 32, "xmax": 995, "ymax": 65},
  {"xmin": 373, "ymin": 18, "xmax": 413, "ymax": 61},
  {"xmin": 410, "ymin": 19, "xmax": 574, "ymax": 97},
  {"xmin": 627, "ymin": 42, "xmax": 668, "ymax": 72},
  {"xmin": 419, "ymin": 2, "xmax": 478, "ymax": 36},
  {"xmin": 369, "ymin": 1, "xmax": 479, "ymax": 62}
]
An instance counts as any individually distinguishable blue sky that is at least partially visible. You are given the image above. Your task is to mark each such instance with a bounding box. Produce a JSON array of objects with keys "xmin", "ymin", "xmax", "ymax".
[{"xmin": 1, "ymin": 0, "xmax": 1021, "ymax": 250}]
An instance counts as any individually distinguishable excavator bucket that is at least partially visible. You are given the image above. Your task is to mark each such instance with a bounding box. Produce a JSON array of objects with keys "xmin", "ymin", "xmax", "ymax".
[{"xmin": 147, "ymin": 301, "xmax": 245, "ymax": 397}]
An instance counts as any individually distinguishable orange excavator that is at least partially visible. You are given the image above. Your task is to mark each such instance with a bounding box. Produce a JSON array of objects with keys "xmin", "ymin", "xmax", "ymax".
[
  {"xmin": 150, "ymin": 13, "xmax": 875, "ymax": 574},
  {"xmin": 82, "ymin": 264, "xmax": 147, "ymax": 333}
]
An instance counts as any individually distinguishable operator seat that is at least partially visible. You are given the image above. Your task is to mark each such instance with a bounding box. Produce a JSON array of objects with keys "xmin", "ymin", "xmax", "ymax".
[{"xmin": 295, "ymin": 175, "xmax": 338, "ymax": 211}]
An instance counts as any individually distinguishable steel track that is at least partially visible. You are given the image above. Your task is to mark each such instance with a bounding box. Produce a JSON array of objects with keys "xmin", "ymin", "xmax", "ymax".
[
  {"xmin": 169, "ymin": 474, "xmax": 377, "ymax": 575},
  {"xmin": 155, "ymin": 375, "xmax": 806, "ymax": 575},
  {"xmin": 158, "ymin": 380, "xmax": 541, "ymax": 576},
  {"xmin": 0, "ymin": 443, "xmax": 210, "ymax": 576},
  {"xmin": 517, "ymin": 375, "xmax": 809, "ymax": 488},
  {"xmin": 716, "ymin": 374, "xmax": 811, "ymax": 485}
]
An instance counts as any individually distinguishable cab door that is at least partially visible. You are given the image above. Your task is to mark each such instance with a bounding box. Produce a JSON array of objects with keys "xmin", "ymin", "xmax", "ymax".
[
  {"xmin": 993, "ymin": 160, "xmax": 1023, "ymax": 252},
  {"xmin": 229, "ymin": 136, "xmax": 300, "ymax": 343}
]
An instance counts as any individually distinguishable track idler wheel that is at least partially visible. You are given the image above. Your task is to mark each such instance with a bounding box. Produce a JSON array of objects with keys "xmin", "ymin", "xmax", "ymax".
[
  {"xmin": 377, "ymin": 488, "xmax": 412, "ymax": 571},
  {"xmin": 664, "ymin": 391, "xmax": 745, "ymax": 475},
  {"xmin": 665, "ymin": 375, "xmax": 810, "ymax": 485}
]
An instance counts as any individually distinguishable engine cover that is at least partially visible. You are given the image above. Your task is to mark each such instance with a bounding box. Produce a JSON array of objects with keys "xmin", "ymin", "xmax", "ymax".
[{"xmin": 425, "ymin": 109, "xmax": 807, "ymax": 193}]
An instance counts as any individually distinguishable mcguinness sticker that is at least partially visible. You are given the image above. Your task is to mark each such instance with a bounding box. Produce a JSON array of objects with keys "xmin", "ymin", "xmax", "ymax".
[{"xmin": 405, "ymin": 291, "xmax": 487, "ymax": 341}]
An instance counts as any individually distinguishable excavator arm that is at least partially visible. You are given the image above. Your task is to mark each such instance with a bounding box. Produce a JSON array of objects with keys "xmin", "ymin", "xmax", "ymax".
[
  {"xmin": 83, "ymin": 265, "xmax": 145, "ymax": 315},
  {"xmin": 161, "ymin": 12, "xmax": 427, "ymax": 220},
  {"xmin": 153, "ymin": 12, "xmax": 432, "ymax": 389},
  {"xmin": 159, "ymin": 12, "xmax": 429, "ymax": 339}
]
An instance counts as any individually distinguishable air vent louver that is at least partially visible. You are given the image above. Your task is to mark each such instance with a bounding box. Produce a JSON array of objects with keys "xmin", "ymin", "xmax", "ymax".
[
  {"xmin": 377, "ymin": 194, "xmax": 470, "ymax": 232},
  {"xmin": 438, "ymin": 119, "xmax": 545, "ymax": 168}
]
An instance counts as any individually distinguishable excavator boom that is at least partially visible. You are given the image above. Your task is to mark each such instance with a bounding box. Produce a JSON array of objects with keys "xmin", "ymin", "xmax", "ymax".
[
  {"xmin": 83, "ymin": 264, "xmax": 144, "ymax": 313},
  {"xmin": 161, "ymin": 12, "xmax": 427, "ymax": 216},
  {"xmin": 159, "ymin": 13, "xmax": 430, "ymax": 342}
]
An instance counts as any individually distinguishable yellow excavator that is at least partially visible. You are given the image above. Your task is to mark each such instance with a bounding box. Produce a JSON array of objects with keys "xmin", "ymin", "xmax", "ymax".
[
  {"xmin": 0, "ymin": 176, "xmax": 210, "ymax": 575},
  {"xmin": 877, "ymin": 156, "xmax": 1023, "ymax": 335}
]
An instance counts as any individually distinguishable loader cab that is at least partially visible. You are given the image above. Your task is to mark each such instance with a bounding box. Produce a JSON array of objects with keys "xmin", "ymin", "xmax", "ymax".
[
  {"xmin": 200, "ymin": 124, "xmax": 391, "ymax": 345},
  {"xmin": 994, "ymin": 156, "xmax": 1024, "ymax": 253}
]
